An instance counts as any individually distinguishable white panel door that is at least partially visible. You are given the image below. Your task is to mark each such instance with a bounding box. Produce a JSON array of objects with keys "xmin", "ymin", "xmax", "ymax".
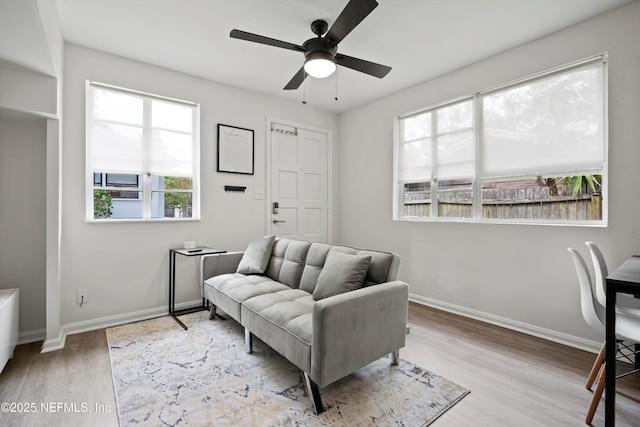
[{"xmin": 270, "ymin": 126, "xmax": 328, "ymax": 242}]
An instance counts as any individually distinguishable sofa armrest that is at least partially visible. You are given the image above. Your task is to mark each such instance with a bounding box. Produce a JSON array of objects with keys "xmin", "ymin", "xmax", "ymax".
[
  {"xmin": 311, "ymin": 280, "xmax": 409, "ymax": 388},
  {"xmin": 199, "ymin": 252, "xmax": 244, "ymax": 295}
]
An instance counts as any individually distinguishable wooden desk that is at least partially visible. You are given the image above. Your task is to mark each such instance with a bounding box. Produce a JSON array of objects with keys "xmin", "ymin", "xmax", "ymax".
[
  {"xmin": 169, "ymin": 247, "xmax": 226, "ymax": 330},
  {"xmin": 605, "ymin": 255, "xmax": 640, "ymax": 426}
]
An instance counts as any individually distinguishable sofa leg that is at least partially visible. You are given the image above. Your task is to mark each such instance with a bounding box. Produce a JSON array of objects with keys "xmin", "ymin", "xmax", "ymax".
[
  {"xmin": 391, "ymin": 349, "xmax": 400, "ymax": 365},
  {"xmin": 303, "ymin": 372, "xmax": 325, "ymax": 414},
  {"xmin": 244, "ymin": 328, "xmax": 253, "ymax": 354},
  {"xmin": 208, "ymin": 303, "xmax": 226, "ymax": 320}
]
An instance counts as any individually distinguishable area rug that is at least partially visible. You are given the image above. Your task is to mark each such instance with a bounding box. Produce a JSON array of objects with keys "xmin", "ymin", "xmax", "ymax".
[{"xmin": 106, "ymin": 311, "xmax": 469, "ymax": 426}]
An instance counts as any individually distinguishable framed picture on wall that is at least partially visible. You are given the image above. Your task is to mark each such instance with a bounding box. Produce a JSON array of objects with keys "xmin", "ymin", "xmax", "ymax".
[{"xmin": 217, "ymin": 124, "xmax": 254, "ymax": 175}]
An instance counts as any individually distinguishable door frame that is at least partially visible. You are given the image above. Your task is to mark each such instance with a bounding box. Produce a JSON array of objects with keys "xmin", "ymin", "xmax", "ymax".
[{"xmin": 265, "ymin": 116, "xmax": 333, "ymax": 243}]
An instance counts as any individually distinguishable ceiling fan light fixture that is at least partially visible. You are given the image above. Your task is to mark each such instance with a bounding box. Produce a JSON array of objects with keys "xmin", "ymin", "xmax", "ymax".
[{"xmin": 304, "ymin": 51, "xmax": 336, "ymax": 78}]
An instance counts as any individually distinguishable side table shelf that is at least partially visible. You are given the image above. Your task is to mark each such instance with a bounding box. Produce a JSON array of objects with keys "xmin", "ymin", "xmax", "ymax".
[{"xmin": 169, "ymin": 247, "xmax": 226, "ymax": 330}]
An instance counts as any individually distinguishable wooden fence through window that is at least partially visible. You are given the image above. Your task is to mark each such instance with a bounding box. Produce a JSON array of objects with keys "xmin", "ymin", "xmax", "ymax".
[{"xmin": 404, "ymin": 193, "xmax": 602, "ymax": 221}]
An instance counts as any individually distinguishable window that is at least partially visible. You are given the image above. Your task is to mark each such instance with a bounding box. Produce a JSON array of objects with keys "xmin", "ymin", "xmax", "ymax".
[
  {"xmin": 86, "ymin": 82, "xmax": 200, "ymax": 220},
  {"xmin": 394, "ymin": 56, "xmax": 607, "ymax": 225},
  {"xmin": 396, "ymin": 99, "xmax": 474, "ymax": 219}
]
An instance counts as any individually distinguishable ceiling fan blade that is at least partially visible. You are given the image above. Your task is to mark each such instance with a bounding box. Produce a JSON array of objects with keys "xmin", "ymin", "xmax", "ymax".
[
  {"xmin": 283, "ymin": 67, "xmax": 307, "ymax": 90},
  {"xmin": 230, "ymin": 29, "xmax": 305, "ymax": 53},
  {"xmin": 336, "ymin": 53, "xmax": 391, "ymax": 78},
  {"xmin": 325, "ymin": 0, "xmax": 378, "ymax": 45}
]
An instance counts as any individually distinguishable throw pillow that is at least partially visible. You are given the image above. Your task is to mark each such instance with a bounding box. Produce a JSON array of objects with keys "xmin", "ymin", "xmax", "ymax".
[
  {"xmin": 237, "ymin": 235, "xmax": 276, "ymax": 275},
  {"xmin": 312, "ymin": 250, "xmax": 371, "ymax": 300}
]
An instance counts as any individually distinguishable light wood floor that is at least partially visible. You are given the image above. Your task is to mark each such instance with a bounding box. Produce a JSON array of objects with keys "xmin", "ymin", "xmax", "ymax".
[
  {"xmin": 0, "ymin": 302, "xmax": 638, "ymax": 426},
  {"xmin": 0, "ymin": 328, "xmax": 118, "ymax": 427}
]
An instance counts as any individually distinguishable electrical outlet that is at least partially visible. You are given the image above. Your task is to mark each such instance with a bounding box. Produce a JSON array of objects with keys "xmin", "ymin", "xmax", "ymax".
[
  {"xmin": 254, "ymin": 189, "xmax": 265, "ymax": 200},
  {"xmin": 77, "ymin": 289, "xmax": 89, "ymax": 306}
]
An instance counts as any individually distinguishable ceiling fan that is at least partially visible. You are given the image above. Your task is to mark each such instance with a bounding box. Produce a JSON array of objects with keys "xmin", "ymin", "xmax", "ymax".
[{"xmin": 230, "ymin": 0, "xmax": 391, "ymax": 90}]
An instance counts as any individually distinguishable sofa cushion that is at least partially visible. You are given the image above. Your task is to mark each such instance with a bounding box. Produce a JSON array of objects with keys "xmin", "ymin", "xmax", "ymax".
[
  {"xmin": 312, "ymin": 250, "xmax": 371, "ymax": 301},
  {"xmin": 330, "ymin": 246, "xmax": 394, "ymax": 287},
  {"xmin": 299, "ymin": 242, "xmax": 332, "ymax": 293},
  {"xmin": 241, "ymin": 289, "xmax": 315, "ymax": 373},
  {"xmin": 264, "ymin": 239, "xmax": 311, "ymax": 288},
  {"xmin": 204, "ymin": 273, "xmax": 290, "ymax": 321},
  {"xmin": 237, "ymin": 235, "xmax": 275, "ymax": 274}
]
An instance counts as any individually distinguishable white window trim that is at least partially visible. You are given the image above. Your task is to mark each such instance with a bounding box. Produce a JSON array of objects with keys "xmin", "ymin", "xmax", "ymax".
[{"xmin": 393, "ymin": 55, "xmax": 608, "ymax": 227}]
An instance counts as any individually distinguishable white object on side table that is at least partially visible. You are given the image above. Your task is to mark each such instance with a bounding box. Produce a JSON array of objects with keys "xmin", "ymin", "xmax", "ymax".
[{"xmin": 0, "ymin": 288, "xmax": 19, "ymax": 373}]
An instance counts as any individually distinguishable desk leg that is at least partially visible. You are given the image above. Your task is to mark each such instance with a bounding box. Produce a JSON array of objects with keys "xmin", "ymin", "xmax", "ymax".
[{"xmin": 605, "ymin": 284, "xmax": 617, "ymax": 427}]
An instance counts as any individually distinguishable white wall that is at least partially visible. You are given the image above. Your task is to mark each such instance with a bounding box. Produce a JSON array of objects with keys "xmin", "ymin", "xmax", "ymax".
[
  {"xmin": 0, "ymin": 0, "xmax": 64, "ymax": 347},
  {"xmin": 0, "ymin": 119, "xmax": 47, "ymax": 338},
  {"xmin": 61, "ymin": 44, "xmax": 338, "ymax": 329},
  {"xmin": 337, "ymin": 2, "xmax": 640, "ymax": 350}
]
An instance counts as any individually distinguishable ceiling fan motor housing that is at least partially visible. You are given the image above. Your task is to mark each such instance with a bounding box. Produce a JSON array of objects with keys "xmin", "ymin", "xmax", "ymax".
[
  {"xmin": 303, "ymin": 37, "xmax": 337, "ymax": 60},
  {"xmin": 306, "ymin": 19, "xmax": 337, "ymax": 60}
]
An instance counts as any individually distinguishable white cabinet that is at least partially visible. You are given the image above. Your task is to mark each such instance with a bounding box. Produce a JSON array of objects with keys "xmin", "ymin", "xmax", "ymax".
[{"xmin": 0, "ymin": 288, "xmax": 19, "ymax": 373}]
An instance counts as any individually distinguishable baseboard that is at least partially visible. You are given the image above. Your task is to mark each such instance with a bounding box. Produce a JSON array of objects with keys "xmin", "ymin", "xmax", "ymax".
[
  {"xmin": 18, "ymin": 328, "xmax": 46, "ymax": 345},
  {"xmin": 40, "ymin": 300, "xmax": 202, "ymax": 353},
  {"xmin": 41, "ymin": 328, "xmax": 66, "ymax": 353},
  {"xmin": 409, "ymin": 293, "xmax": 602, "ymax": 354}
]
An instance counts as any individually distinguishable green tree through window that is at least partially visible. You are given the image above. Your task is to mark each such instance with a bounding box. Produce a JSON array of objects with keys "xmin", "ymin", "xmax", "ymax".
[{"xmin": 164, "ymin": 177, "xmax": 192, "ymax": 217}]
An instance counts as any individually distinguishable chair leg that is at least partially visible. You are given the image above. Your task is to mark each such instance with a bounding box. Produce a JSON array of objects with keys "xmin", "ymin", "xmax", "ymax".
[
  {"xmin": 586, "ymin": 362, "xmax": 606, "ymax": 424},
  {"xmin": 209, "ymin": 304, "xmax": 217, "ymax": 320},
  {"xmin": 303, "ymin": 372, "xmax": 325, "ymax": 414},
  {"xmin": 586, "ymin": 342, "xmax": 606, "ymax": 390}
]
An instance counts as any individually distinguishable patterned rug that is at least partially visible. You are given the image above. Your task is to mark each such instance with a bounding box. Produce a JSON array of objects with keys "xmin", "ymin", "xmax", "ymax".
[{"xmin": 106, "ymin": 311, "xmax": 469, "ymax": 426}]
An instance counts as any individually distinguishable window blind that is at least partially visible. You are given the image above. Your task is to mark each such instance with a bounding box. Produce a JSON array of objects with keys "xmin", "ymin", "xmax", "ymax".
[
  {"xmin": 480, "ymin": 60, "xmax": 605, "ymax": 179},
  {"xmin": 398, "ymin": 112, "xmax": 432, "ymax": 182},
  {"xmin": 398, "ymin": 99, "xmax": 474, "ymax": 182},
  {"xmin": 88, "ymin": 83, "xmax": 198, "ymax": 177}
]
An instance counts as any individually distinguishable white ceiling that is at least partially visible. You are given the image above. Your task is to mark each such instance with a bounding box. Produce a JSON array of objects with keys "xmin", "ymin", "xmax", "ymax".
[{"xmin": 56, "ymin": 0, "xmax": 633, "ymax": 113}]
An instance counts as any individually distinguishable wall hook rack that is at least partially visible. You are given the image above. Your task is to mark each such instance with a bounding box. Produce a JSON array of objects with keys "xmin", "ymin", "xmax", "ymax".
[{"xmin": 224, "ymin": 185, "xmax": 246, "ymax": 193}]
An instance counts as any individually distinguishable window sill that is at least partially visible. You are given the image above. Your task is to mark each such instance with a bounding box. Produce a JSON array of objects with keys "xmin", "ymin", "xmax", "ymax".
[
  {"xmin": 394, "ymin": 217, "xmax": 607, "ymax": 228},
  {"xmin": 86, "ymin": 218, "xmax": 201, "ymax": 224}
]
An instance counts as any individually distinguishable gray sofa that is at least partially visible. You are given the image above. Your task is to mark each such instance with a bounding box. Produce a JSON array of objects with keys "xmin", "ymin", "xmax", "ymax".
[{"xmin": 200, "ymin": 237, "xmax": 409, "ymax": 414}]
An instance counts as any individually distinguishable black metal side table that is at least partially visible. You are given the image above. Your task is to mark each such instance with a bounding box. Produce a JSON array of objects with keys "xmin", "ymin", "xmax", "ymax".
[{"xmin": 169, "ymin": 247, "xmax": 226, "ymax": 330}]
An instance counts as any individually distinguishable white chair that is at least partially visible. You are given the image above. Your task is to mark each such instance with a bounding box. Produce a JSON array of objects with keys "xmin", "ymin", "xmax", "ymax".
[
  {"xmin": 585, "ymin": 241, "xmax": 640, "ymax": 316},
  {"xmin": 567, "ymin": 247, "xmax": 640, "ymax": 424}
]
